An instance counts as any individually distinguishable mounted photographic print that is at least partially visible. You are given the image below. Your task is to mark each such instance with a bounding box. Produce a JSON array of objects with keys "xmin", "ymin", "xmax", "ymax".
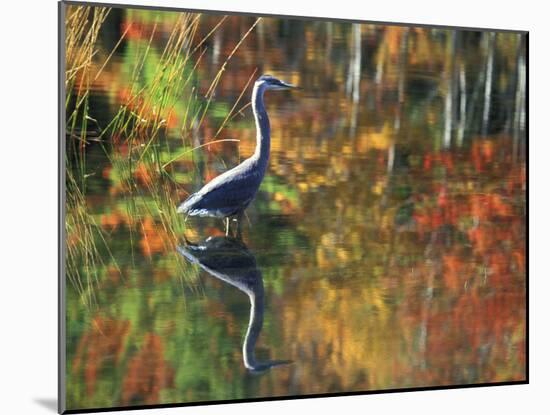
[{"xmin": 59, "ymin": 1, "xmax": 528, "ymax": 413}]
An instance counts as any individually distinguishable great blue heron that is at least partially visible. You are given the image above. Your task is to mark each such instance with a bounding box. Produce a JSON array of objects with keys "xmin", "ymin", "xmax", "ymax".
[
  {"xmin": 177, "ymin": 236, "xmax": 292, "ymax": 372},
  {"xmin": 177, "ymin": 75, "xmax": 299, "ymax": 237}
]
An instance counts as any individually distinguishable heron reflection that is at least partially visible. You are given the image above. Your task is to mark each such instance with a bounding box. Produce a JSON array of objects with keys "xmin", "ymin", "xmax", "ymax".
[{"xmin": 177, "ymin": 236, "xmax": 291, "ymax": 373}]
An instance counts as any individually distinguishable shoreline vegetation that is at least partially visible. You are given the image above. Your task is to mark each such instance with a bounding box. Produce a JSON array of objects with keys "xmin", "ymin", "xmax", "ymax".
[{"xmin": 65, "ymin": 5, "xmax": 261, "ymax": 305}]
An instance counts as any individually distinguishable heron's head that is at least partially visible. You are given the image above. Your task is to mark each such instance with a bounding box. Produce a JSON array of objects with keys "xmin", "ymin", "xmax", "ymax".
[{"xmin": 255, "ymin": 74, "xmax": 298, "ymax": 91}]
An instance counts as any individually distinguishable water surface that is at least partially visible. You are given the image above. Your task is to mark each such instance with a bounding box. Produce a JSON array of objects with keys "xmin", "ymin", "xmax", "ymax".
[{"xmin": 65, "ymin": 6, "xmax": 526, "ymax": 410}]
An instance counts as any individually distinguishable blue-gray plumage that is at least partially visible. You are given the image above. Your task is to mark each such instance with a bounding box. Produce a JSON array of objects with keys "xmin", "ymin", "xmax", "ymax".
[{"xmin": 177, "ymin": 75, "xmax": 299, "ymax": 236}]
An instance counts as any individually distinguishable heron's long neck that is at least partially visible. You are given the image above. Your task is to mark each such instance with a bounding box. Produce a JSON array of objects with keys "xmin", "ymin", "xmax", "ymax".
[
  {"xmin": 251, "ymin": 84, "xmax": 270, "ymax": 165},
  {"xmin": 242, "ymin": 283, "xmax": 265, "ymax": 371}
]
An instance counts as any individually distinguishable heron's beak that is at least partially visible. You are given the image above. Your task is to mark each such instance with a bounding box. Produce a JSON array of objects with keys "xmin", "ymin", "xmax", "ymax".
[
  {"xmin": 278, "ymin": 80, "xmax": 301, "ymax": 90},
  {"xmin": 286, "ymin": 83, "xmax": 301, "ymax": 90}
]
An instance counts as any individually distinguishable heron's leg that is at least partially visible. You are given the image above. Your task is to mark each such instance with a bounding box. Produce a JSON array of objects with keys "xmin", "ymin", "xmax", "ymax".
[
  {"xmin": 236, "ymin": 212, "xmax": 244, "ymax": 240},
  {"xmin": 225, "ymin": 217, "xmax": 230, "ymax": 236}
]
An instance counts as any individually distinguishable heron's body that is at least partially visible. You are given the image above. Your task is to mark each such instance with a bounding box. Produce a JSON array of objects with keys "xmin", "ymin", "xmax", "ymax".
[
  {"xmin": 178, "ymin": 156, "xmax": 266, "ymax": 218},
  {"xmin": 177, "ymin": 75, "xmax": 297, "ymax": 234}
]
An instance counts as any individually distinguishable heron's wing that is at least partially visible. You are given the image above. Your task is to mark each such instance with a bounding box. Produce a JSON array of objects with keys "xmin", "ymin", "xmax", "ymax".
[
  {"xmin": 176, "ymin": 192, "xmax": 202, "ymax": 213},
  {"xmin": 195, "ymin": 180, "xmax": 256, "ymax": 213},
  {"xmin": 188, "ymin": 165, "xmax": 262, "ymax": 214}
]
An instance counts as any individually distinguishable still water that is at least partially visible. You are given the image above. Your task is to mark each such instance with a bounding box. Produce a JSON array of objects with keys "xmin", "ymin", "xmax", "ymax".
[{"xmin": 65, "ymin": 6, "xmax": 526, "ymax": 410}]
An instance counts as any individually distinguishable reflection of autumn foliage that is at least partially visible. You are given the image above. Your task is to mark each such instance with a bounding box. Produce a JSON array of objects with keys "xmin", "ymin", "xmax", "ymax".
[
  {"xmin": 122, "ymin": 334, "xmax": 175, "ymax": 405},
  {"xmin": 66, "ymin": 6, "xmax": 526, "ymax": 408},
  {"xmin": 100, "ymin": 210, "xmax": 123, "ymax": 231},
  {"xmin": 401, "ymin": 144, "xmax": 525, "ymax": 385},
  {"xmin": 271, "ymin": 136, "xmax": 525, "ymax": 392},
  {"xmin": 100, "ymin": 206, "xmax": 137, "ymax": 231},
  {"xmin": 139, "ymin": 217, "xmax": 172, "ymax": 257},
  {"xmin": 72, "ymin": 317, "xmax": 131, "ymax": 396},
  {"xmin": 134, "ymin": 162, "xmax": 154, "ymax": 186}
]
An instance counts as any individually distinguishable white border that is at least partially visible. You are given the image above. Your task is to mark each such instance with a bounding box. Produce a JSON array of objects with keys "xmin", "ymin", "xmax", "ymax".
[{"xmin": 1, "ymin": 0, "xmax": 544, "ymax": 414}]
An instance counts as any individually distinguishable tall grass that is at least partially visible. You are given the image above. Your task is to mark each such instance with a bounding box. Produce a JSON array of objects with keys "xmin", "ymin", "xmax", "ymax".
[
  {"xmin": 65, "ymin": 6, "xmax": 110, "ymax": 187},
  {"xmin": 64, "ymin": 5, "xmax": 261, "ymax": 304},
  {"xmin": 65, "ymin": 5, "xmax": 112, "ymax": 307}
]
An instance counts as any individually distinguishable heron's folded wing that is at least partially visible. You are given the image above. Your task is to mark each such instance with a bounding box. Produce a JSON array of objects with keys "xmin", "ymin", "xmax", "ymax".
[{"xmin": 197, "ymin": 177, "xmax": 258, "ymax": 209}]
